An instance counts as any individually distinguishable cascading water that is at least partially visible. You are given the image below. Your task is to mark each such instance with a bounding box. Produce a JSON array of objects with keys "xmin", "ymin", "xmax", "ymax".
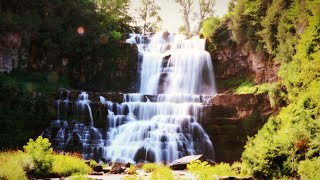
[{"xmin": 44, "ymin": 32, "xmax": 216, "ymax": 163}]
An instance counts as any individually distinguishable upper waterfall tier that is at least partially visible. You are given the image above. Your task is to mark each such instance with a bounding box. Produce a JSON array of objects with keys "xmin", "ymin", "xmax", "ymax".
[{"xmin": 127, "ymin": 32, "xmax": 217, "ymax": 95}]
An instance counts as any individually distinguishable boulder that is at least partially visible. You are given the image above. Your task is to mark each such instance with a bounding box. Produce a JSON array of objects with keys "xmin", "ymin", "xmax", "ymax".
[
  {"xmin": 169, "ymin": 154, "xmax": 206, "ymax": 170},
  {"xmin": 93, "ymin": 165, "xmax": 103, "ymax": 172},
  {"xmin": 102, "ymin": 166, "xmax": 112, "ymax": 173},
  {"xmin": 110, "ymin": 163, "xmax": 126, "ymax": 174}
]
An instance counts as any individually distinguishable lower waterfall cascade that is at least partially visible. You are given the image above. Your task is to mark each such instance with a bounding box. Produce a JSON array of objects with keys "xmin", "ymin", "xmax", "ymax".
[{"xmin": 43, "ymin": 32, "xmax": 217, "ymax": 163}]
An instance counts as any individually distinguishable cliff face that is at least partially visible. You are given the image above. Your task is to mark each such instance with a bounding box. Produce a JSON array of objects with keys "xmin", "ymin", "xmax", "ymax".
[
  {"xmin": 213, "ymin": 44, "xmax": 279, "ymax": 93},
  {"xmin": 0, "ymin": 33, "xmax": 21, "ymax": 72},
  {"xmin": 201, "ymin": 93, "xmax": 276, "ymax": 163}
]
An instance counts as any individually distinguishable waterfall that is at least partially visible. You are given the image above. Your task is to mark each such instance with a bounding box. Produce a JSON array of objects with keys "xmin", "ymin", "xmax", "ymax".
[{"xmin": 44, "ymin": 32, "xmax": 216, "ymax": 163}]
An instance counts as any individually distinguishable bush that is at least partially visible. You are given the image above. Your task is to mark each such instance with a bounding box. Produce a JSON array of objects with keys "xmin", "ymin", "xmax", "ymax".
[
  {"xmin": 23, "ymin": 136, "xmax": 54, "ymax": 177},
  {"xmin": 187, "ymin": 160, "xmax": 248, "ymax": 179},
  {"xmin": 142, "ymin": 163, "xmax": 160, "ymax": 173},
  {"xmin": 128, "ymin": 164, "xmax": 137, "ymax": 175},
  {"xmin": 233, "ymin": 79, "xmax": 272, "ymax": 95},
  {"xmin": 298, "ymin": 157, "xmax": 320, "ymax": 180},
  {"xmin": 0, "ymin": 151, "xmax": 31, "ymax": 180},
  {"xmin": 150, "ymin": 166, "xmax": 174, "ymax": 180},
  {"xmin": 89, "ymin": 159, "xmax": 98, "ymax": 167},
  {"xmin": 52, "ymin": 154, "xmax": 91, "ymax": 176}
]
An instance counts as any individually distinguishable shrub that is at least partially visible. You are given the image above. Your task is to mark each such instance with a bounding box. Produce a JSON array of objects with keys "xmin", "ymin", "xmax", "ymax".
[
  {"xmin": 187, "ymin": 160, "xmax": 247, "ymax": 179},
  {"xmin": 89, "ymin": 159, "xmax": 98, "ymax": 167},
  {"xmin": 142, "ymin": 163, "xmax": 160, "ymax": 173},
  {"xmin": 187, "ymin": 160, "xmax": 216, "ymax": 179},
  {"xmin": 150, "ymin": 166, "xmax": 174, "ymax": 180},
  {"xmin": 128, "ymin": 164, "xmax": 137, "ymax": 175},
  {"xmin": 52, "ymin": 154, "xmax": 91, "ymax": 176},
  {"xmin": 298, "ymin": 157, "xmax": 320, "ymax": 180},
  {"xmin": 23, "ymin": 136, "xmax": 54, "ymax": 177},
  {"xmin": 233, "ymin": 79, "xmax": 272, "ymax": 95},
  {"xmin": 0, "ymin": 151, "xmax": 31, "ymax": 180}
]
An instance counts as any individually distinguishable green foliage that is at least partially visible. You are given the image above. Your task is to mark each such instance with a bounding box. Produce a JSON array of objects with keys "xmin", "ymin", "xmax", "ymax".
[
  {"xmin": 203, "ymin": 16, "xmax": 234, "ymax": 53},
  {"xmin": 187, "ymin": 160, "xmax": 216, "ymax": 179},
  {"xmin": 298, "ymin": 157, "xmax": 320, "ymax": 180},
  {"xmin": 150, "ymin": 166, "xmax": 174, "ymax": 180},
  {"xmin": 0, "ymin": 72, "xmax": 68, "ymax": 150},
  {"xmin": 128, "ymin": 164, "xmax": 137, "ymax": 175},
  {"xmin": 187, "ymin": 160, "xmax": 249, "ymax": 179},
  {"xmin": 233, "ymin": 79, "xmax": 272, "ymax": 95},
  {"xmin": 52, "ymin": 154, "xmax": 91, "ymax": 176},
  {"xmin": 1, "ymin": 139, "xmax": 90, "ymax": 179},
  {"xmin": 89, "ymin": 159, "xmax": 98, "ymax": 167},
  {"xmin": 216, "ymin": 76, "xmax": 248, "ymax": 91},
  {"xmin": 202, "ymin": 16, "xmax": 221, "ymax": 39},
  {"xmin": 137, "ymin": 0, "xmax": 162, "ymax": 33},
  {"xmin": 23, "ymin": 136, "xmax": 53, "ymax": 177},
  {"xmin": 142, "ymin": 163, "xmax": 160, "ymax": 173},
  {"xmin": 229, "ymin": 0, "xmax": 271, "ymax": 51},
  {"xmin": 0, "ymin": 151, "xmax": 31, "ymax": 180},
  {"xmin": 69, "ymin": 175, "xmax": 90, "ymax": 180}
]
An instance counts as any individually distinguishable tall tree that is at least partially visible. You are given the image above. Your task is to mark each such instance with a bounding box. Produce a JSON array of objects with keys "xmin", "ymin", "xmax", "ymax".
[
  {"xmin": 198, "ymin": 0, "xmax": 215, "ymax": 32},
  {"xmin": 175, "ymin": 0, "xmax": 194, "ymax": 34},
  {"xmin": 138, "ymin": 0, "xmax": 162, "ymax": 33}
]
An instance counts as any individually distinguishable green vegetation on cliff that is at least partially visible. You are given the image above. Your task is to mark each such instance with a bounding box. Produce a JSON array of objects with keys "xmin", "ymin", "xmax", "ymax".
[{"xmin": 203, "ymin": 0, "xmax": 320, "ymax": 178}]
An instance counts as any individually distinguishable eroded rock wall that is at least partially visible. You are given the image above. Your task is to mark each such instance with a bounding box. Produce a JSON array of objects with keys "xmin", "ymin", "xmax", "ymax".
[
  {"xmin": 200, "ymin": 93, "xmax": 276, "ymax": 163},
  {"xmin": 0, "ymin": 33, "xmax": 21, "ymax": 72},
  {"xmin": 213, "ymin": 44, "xmax": 279, "ymax": 93}
]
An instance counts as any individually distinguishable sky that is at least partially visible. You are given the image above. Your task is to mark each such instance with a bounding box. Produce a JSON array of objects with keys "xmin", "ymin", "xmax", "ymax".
[{"xmin": 130, "ymin": 0, "xmax": 231, "ymax": 32}]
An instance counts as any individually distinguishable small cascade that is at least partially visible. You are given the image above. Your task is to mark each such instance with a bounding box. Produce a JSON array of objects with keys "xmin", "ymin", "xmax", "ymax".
[
  {"xmin": 77, "ymin": 92, "xmax": 94, "ymax": 127},
  {"xmin": 44, "ymin": 32, "xmax": 216, "ymax": 163}
]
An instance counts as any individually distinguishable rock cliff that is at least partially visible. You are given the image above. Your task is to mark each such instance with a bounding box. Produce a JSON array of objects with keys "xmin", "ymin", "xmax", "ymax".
[{"xmin": 200, "ymin": 93, "xmax": 276, "ymax": 163}]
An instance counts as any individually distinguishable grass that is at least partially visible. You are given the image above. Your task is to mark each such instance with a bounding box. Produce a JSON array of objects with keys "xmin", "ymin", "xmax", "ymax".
[
  {"xmin": 187, "ymin": 160, "xmax": 250, "ymax": 180},
  {"xmin": 0, "ymin": 151, "xmax": 91, "ymax": 179},
  {"xmin": 0, "ymin": 151, "xmax": 30, "ymax": 180},
  {"xmin": 232, "ymin": 79, "xmax": 272, "ymax": 95},
  {"xmin": 150, "ymin": 166, "xmax": 174, "ymax": 180},
  {"xmin": 142, "ymin": 163, "xmax": 160, "ymax": 173},
  {"xmin": 52, "ymin": 154, "xmax": 91, "ymax": 177}
]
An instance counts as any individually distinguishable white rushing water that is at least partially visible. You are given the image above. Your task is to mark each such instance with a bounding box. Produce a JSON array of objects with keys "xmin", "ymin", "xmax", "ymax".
[
  {"xmin": 44, "ymin": 32, "xmax": 216, "ymax": 163},
  {"xmin": 101, "ymin": 32, "xmax": 216, "ymax": 163}
]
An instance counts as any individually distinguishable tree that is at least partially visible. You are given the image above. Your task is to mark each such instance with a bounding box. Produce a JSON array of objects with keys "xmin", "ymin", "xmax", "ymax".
[
  {"xmin": 198, "ymin": 0, "xmax": 215, "ymax": 32},
  {"xmin": 138, "ymin": 0, "xmax": 162, "ymax": 33},
  {"xmin": 175, "ymin": 0, "xmax": 194, "ymax": 34}
]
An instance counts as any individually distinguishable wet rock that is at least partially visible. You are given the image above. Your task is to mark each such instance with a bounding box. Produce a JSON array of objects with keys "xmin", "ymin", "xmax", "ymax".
[
  {"xmin": 89, "ymin": 171, "xmax": 104, "ymax": 175},
  {"xmin": 102, "ymin": 167, "xmax": 111, "ymax": 173},
  {"xmin": 93, "ymin": 165, "xmax": 103, "ymax": 172},
  {"xmin": 169, "ymin": 154, "xmax": 206, "ymax": 170},
  {"xmin": 110, "ymin": 163, "xmax": 126, "ymax": 174},
  {"xmin": 219, "ymin": 176, "xmax": 253, "ymax": 180}
]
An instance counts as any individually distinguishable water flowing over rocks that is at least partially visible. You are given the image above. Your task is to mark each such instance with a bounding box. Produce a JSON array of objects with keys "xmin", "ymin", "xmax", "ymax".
[{"xmin": 44, "ymin": 32, "xmax": 218, "ymax": 163}]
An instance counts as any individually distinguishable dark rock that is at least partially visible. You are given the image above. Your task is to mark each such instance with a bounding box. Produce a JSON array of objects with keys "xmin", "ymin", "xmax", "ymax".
[
  {"xmin": 93, "ymin": 165, "xmax": 103, "ymax": 172},
  {"xmin": 219, "ymin": 176, "xmax": 253, "ymax": 180},
  {"xmin": 89, "ymin": 171, "xmax": 104, "ymax": 175},
  {"xmin": 169, "ymin": 154, "xmax": 205, "ymax": 170},
  {"xmin": 84, "ymin": 160, "xmax": 90, "ymax": 166},
  {"xmin": 102, "ymin": 167, "xmax": 112, "ymax": 173},
  {"xmin": 124, "ymin": 162, "xmax": 132, "ymax": 168},
  {"xmin": 110, "ymin": 163, "xmax": 126, "ymax": 174},
  {"xmin": 200, "ymin": 93, "xmax": 276, "ymax": 163}
]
